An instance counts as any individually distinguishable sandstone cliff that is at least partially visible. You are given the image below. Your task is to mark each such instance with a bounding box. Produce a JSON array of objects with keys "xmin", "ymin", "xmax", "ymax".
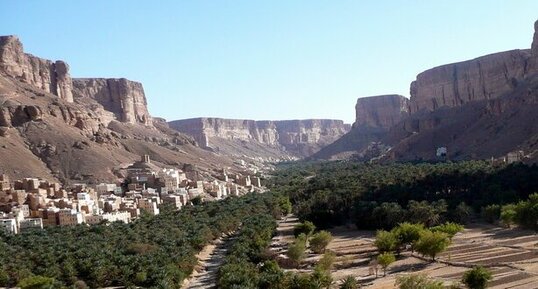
[
  {"xmin": 73, "ymin": 78, "xmax": 152, "ymax": 126},
  {"xmin": 316, "ymin": 20, "xmax": 538, "ymax": 162},
  {"xmin": 168, "ymin": 118, "xmax": 350, "ymax": 157},
  {"xmin": 409, "ymin": 49, "xmax": 532, "ymax": 113},
  {"xmin": 0, "ymin": 36, "xmax": 73, "ymax": 102},
  {"xmin": 355, "ymin": 94, "xmax": 409, "ymax": 128},
  {"xmin": 0, "ymin": 35, "xmax": 240, "ymax": 183}
]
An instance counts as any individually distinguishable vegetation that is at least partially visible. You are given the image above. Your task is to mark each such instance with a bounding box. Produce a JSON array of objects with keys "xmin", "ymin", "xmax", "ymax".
[
  {"xmin": 0, "ymin": 193, "xmax": 287, "ymax": 288},
  {"xmin": 287, "ymin": 234, "xmax": 308, "ymax": 267},
  {"xmin": 414, "ymin": 230, "xmax": 451, "ymax": 261},
  {"xmin": 339, "ymin": 276, "xmax": 360, "ymax": 289},
  {"xmin": 431, "ymin": 222, "xmax": 464, "ymax": 239},
  {"xmin": 392, "ymin": 222, "xmax": 424, "ymax": 251},
  {"xmin": 310, "ymin": 231, "xmax": 333, "ymax": 254},
  {"xmin": 374, "ymin": 230, "xmax": 398, "ymax": 253},
  {"xmin": 293, "ymin": 221, "xmax": 316, "ymax": 237},
  {"xmin": 269, "ymin": 161, "xmax": 538, "ymax": 229},
  {"xmin": 462, "ymin": 267, "xmax": 492, "ymax": 289},
  {"xmin": 377, "ymin": 252, "xmax": 396, "ymax": 276},
  {"xmin": 396, "ymin": 274, "xmax": 444, "ymax": 289}
]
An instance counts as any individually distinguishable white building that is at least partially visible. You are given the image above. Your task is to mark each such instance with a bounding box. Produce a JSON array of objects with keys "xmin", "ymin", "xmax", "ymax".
[
  {"xmin": 0, "ymin": 218, "xmax": 18, "ymax": 234},
  {"xmin": 19, "ymin": 218, "xmax": 43, "ymax": 231},
  {"xmin": 96, "ymin": 183, "xmax": 118, "ymax": 195},
  {"xmin": 85, "ymin": 211, "xmax": 131, "ymax": 225}
]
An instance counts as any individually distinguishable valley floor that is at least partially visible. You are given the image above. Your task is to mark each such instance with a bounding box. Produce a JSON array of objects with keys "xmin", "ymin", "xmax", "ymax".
[{"xmin": 271, "ymin": 219, "xmax": 538, "ymax": 288}]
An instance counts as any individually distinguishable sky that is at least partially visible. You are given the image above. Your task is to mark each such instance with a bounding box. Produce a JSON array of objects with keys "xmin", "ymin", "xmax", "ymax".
[{"xmin": 2, "ymin": 1, "xmax": 538, "ymax": 124}]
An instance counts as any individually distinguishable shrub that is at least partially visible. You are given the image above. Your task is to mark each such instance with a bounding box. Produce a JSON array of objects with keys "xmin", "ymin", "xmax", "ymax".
[
  {"xmin": 452, "ymin": 202, "xmax": 473, "ymax": 224},
  {"xmin": 414, "ymin": 230, "xmax": 451, "ymax": 261},
  {"xmin": 310, "ymin": 231, "xmax": 333, "ymax": 254},
  {"xmin": 339, "ymin": 276, "xmax": 360, "ymax": 289},
  {"xmin": 500, "ymin": 204, "xmax": 517, "ymax": 228},
  {"xmin": 462, "ymin": 266, "xmax": 492, "ymax": 289},
  {"xmin": 396, "ymin": 274, "xmax": 444, "ymax": 289},
  {"xmin": 481, "ymin": 204, "xmax": 501, "ymax": 224},
  {"xmin": 391, "ymin": 222, "xmax": 424, "ymax": 250},
  {"xmin": 17, "ymin": 275, "xmax": 58, "ymax": 289},
  {"xmin": 287, "ymin": 234, "xmax": 307, "ymax": 267},
  {"xmin": 431, "ymin": 222, "xmax": 464, "ymax": 239},
  {"xmin": 294, "ymin": 221, "xmax": 316, "ymax": 237},
  {"xmin": 316, "ymin": 251, "xmax": 336, "ymax": 272},
  {"xmin": 374, "ymin": 230, "xmax": 398, "ymax": 253},
  {"xmin": 377, "ymin": 252, "xmax": 396, "ymax": 276}
]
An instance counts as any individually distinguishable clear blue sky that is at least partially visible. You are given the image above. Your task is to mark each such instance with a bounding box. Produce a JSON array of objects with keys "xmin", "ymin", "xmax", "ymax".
[{"xmin": 2, "ymin": 1, "xmax": 538, "ymax": 123}]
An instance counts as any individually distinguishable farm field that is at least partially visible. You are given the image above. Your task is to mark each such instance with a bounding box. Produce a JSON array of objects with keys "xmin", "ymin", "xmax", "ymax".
[{"xmin": 272, "ymin": 219, "xmax": 538, "ymax": 288}]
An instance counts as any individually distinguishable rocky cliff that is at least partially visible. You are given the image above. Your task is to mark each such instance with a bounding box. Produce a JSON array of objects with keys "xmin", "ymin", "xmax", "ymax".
[
  {"xmin": 0, "ymin": 35, "xmax": 241, "ymax": 183},
  {"xmin": 315, "ymin": 20, "xmax": 538, "ymax": 162},
  {"xmin": 0, "ymin": 35, "xmax": 73, "ymax": 102},
  {"xmin": 73, "ymin": 78, "xmax": 152, "ymax": 126},
  {"xmin": 409, "ymin": 49, "xmax": 532, "ymax": 113},
  {"xmin": 168, "ymin": 117, "xmax": 350, "ymax": 157},
  {"xmin": 355, "ymin": 94, "xmax": 409, "ymax": 128}
]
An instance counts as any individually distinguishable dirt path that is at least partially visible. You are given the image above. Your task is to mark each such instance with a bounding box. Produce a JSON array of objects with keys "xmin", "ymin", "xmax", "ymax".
[{"xmin": 182, "ymin": 234, "xmax": 235, "ymax": 289}]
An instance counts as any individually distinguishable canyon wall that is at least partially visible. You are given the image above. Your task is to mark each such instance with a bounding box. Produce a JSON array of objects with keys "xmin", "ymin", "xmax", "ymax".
[
  {"xmin": 409, "ymin": 49, "xmax": 532, "ymax": 113},
  {"xmin": 0, "ymin": 35, "xmax": 73, "ymax": 102},
  {"xmin": 355, "ymin": 94, "xmax": 409, "ymax": 128},
  {"xmin": 168, "ymin": 117, "xmax": 350, "ymax": 155},
  {"xmin": 72, "ymin": 78, "xmax": 152, "ymax": 126}
]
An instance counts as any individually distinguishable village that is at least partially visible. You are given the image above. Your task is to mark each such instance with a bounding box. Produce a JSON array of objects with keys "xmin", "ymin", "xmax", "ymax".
[{"xmin": 0, "ymin": 155, "xmax": 264, "ymax": 234}]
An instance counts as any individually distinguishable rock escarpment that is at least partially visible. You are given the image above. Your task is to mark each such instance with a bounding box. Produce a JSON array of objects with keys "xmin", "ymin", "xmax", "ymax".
[
  {"xmin": 316, "ymin": 20, "xmax": 538, "ymax": 162},
  {"xmin": 0, "ymin": 36, "xmax": 73, "ymax": 102},
  {"xmin": 73, "ymin": 78, "xmax": 152, "ymax": 126},
  {"xmin": 0, "ymin": 35, "xmax": 240, "ymax": 184},
  {"xmin": 409, "ymin": 49, "xmax": 532, "ymax": 113},
  {"xmin": 355, "ymin": 95, "xmax": 409, "ymax": 128},
  {"xmin": 168, "ymin": 118, "xmax": 350, "ymax": 157}
]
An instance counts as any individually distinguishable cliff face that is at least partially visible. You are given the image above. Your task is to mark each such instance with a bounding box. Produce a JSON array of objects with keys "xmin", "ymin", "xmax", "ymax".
[
  {"xmin": 355, "ymin": 94, "xmax": 409, "ymax": 128},
  {"xmin": 316, "ymin": 21, "xmax": 538, "ymax": 162},
  {"xmin": 0, "ymin": 36, "xmax": 73, "ymax": 102},
  {"xmin": 0, "ymin": 35, "xmax": 240, "ymax": 184},
  {"xmin": 72, "ymin": 78, "xmax": 152, "ymax": 126},
  {"xmin": 168, "ymin": 118, "xmax": 350, "ymax": 157},
  {"xmin": 409, "ymin": 49, "xmax": 532, "ymax": 113}
]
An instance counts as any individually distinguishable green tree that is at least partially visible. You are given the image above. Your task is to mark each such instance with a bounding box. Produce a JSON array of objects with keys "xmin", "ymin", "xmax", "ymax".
[
  {"xmin": 316, "ymin": 251, "xmax": 336, "ymax": 272},
  {"xmin": 414, "ymin": 230, "xmax": 451, "ymax": 261},
  {"xmin": 462, "ymin": 266, "xmax": 492, "ymax": 289},
  {"xmin": 339, "ymin": 276, "xmax": 360, "ymax": 289},
  {"xmin": 500, "ymin": 204, "xmax": 517, "ymax": 228},
  {"xmin": 453, "ymin": 202, "xmax": 473, "ymax": 224},
  {"xmin": 396, "ymin": 274, "xmax": 444, "ymax": 289},
  {"xmin": 481, "ymin": 205, "xmax": 501, "ymax": 224},
  {"xmin": 310, "ymin": 231, "xmax": 333, "ymax": 254},
  {"xmin": 374, "ymin": 230, "xmax": 398, "ymax": 253},
  {"xmin": 377, "ymin": 252, "xmax": 396, "ymax": 276},
  {"xmin": 431, "ymin": 222, "xmax": 464, "ymax": 239},
  {"xmin": 287, "ymin": 234, "xmax": 307, "ymax": 267},
  {"xmin": 17, "ymin": 275, "xmax": 58, "ymax": 289},
  {"xmin": 392, "ymin": 222, "xmax": 424, "ymax": 251},
  {"xmin": 294, "ymin": 221, "xmax": 316, "ymax": 237}
]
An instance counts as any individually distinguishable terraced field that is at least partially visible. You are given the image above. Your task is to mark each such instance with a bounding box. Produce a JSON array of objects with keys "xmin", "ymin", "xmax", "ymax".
[{"xmin": 271, "ymin": 220, "xmax": 538, "ymax": 288}]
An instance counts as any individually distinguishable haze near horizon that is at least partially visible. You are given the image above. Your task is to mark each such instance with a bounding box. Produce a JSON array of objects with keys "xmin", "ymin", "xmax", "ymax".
[{"xmin": 1, "ymin": 1, "xmax": 538, "ymax": 123}]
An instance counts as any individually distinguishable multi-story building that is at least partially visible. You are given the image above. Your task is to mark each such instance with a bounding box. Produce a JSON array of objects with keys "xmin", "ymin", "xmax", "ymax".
[
  {"xmin": 0, "ymin": 218, "xmax": 17, "ymax": 234},
  {"xmin": 57, "ymin": 209, "xmax": 83, "ymax": 226},
  {"xmin": 19, "ymin": 218, "xmax": 43, "ymax": 231},
  {"xmin": 138, "ymin": 197, "xmax": 160, "ymax": 216}
]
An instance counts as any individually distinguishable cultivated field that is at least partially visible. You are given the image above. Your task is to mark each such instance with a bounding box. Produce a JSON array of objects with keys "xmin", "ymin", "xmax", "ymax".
[{"xmin": 271, "ymin": 218, "xmax": 538, "ymax": 288}]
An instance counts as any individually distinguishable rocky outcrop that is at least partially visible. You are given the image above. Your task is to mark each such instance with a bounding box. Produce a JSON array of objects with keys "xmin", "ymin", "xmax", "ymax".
[
  {"xmin": 355, "ymin": 95, "xmax": 409, "ymax": 128},
  {"xmin": 168, "ymin": 118, "xmax": 350, "ymax": 156},
  {"xmin": 409, "ymin": 49, "xmax": 532, "ymax": 113},
  {"xmin": 72, "ymin": 78, "xmax": 152, "ymax": 126},
  {"xmin": 0, "ymin": 36, "xmax": 73, "ymax": 102}
]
